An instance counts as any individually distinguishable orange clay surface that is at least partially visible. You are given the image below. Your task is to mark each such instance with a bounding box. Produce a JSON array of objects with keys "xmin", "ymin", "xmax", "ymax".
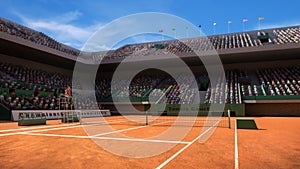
[
  {"xmin": 237, "ymin": 117, "xmax": 300, "ymax": 169},
  {"xmin": 0, "ymin": 117, "xmax": 299, "ymax": 169}
]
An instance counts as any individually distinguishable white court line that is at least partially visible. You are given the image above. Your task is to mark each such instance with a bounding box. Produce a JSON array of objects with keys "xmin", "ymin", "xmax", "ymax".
[
  {"xmin": 93, "ymin": 136, "xmax": 190, "ymax": 144},
  {"xmin": 0, "ymin": 123, "xmax": 78, "ymax": 133},
  {"xmin": 0, "ymin": 121, "xmax": 103, "ymax": 137},
  {"xmin": 1, "ymin": 118, "xmax": 140, "ymax": 134},
  {"xmin": 0, "ymin": 119, "xmax": 152, "ymax": 137},
  {"xmin": 24, "ymin": 119, "xmax": 134, "ymax": 133},
  {"xmin": 0, "ymin": 125, "xmax": 83, "ymax": 137},
  {"xmin": 0, "ymin": 122, "xmax": 108, "ymax": 137},
  {"xmin": 156, "ymin": 124, "xmax": 218, "ymax": 169},
  {"xmin": 0, "ymin": 132, "xmax": 28, "ymax": 137},
  {"xmin": 0, "ymin": 123, "xmax": 80, "ymax": 137},
  {"xmin": 26, "ymin": 124, "xmax": 90, "ymax": 133},
  {"xmin": 81, "ymin": 119, "xmax": 142, "ymax": 125},
  {"xmin": 91, "ymin": 121, "xmax": 170, "ymax": 137},
  {"xmin": 235, "ymin": 119, "xmax": 239, "ymax": 169},
  {"xmin": 19, "ymin": 120, "xmax": 189, "ymax": 144},
  {"xmin": 0, "ymin": 123, "xmax": 103, "ymax": 137},
  {"xmin": 0, "ymin": 119, "xmax": 143, "ymax": 137},
  {"xmin": 23, "ymin": 133, "xmax": 88, "ymax": 138},
  {"xmin": 22, "ymin": 133, "xmax": 190, "ymax": 144},
  {"xmin": 92, "ymin": 125, "xmax": 147, "ymax": 137}
]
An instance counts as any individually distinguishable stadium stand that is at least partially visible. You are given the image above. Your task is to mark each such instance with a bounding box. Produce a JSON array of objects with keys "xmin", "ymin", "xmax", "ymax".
[
  {"xmin": 0, "ymin": 17, "xmax": 80, "ymax": 56},
  {"xmin": 1, "ymin": 59, "xmax": 299, "ymax": 111},
  {"xmin": 1, "ymin": 17, "xmax": 300, "ymax": 61},
  {"xmin": 257, "ymin": 67, "xmax": 300, "ymax": 96},
  {"xmin": 0, "ymin": 17, "xmax": 299, "ymax": 118}
]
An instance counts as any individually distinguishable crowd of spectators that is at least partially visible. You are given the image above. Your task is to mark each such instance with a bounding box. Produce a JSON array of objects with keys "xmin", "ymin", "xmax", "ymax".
[
  {"xmin": 113, "ymin": 74, "xmax": 165, "ymax": 98},
  {"xmin": 95, "ymin": 78, "xmax": 112, "ymax": 99},
  {"xmin": 91, "ymin": 33, "xmax": 261, "ymax": 61},
  {"xmin": 0, "ymin": 61, "xmax": 75, "ymax": 110},
  {"xmin": 0, "ymin": 90, "xmax": 101, "ymax": 110},
  {"xmin": 0, "ymin": 90, "xmax": 59, "ymax": 110},
  {"xmin": 241, "ymin": 84, "xmax": 262, "ymax": 96},
  {"xmin": 0, "ymin": 62, "xmax": 71, "ymax": 92},
  {"xmin": 273, "ymin": 27, "xmax": 300, "ymax": 44},
  {"xmin": 204, "ymin": 76, "xmax": 227, "ymax": 104},
  {"xmin": 91, "ymin": 27, "xmax": 300, "ymax": 61},
  {"xmin": 93, "ymin": 27, "xmax": 300, "ymax": 61},
  {"xmin": 257, "ymin": 67, "xmax": 300, "ymax": 96},
  {"xmin": 1, "ymin": 60, "xmax": 300, "ymax": 111},
  {"xmin": 161, "ymin": 74, "xmax": 197, "ymax": 104},
  {"xmin": 204, "ymin": 70, "xmax": 245, "ymax": 104},
  {"xmin": 74, "ymin": 97, "xmax": 101, "ymax": 110}
]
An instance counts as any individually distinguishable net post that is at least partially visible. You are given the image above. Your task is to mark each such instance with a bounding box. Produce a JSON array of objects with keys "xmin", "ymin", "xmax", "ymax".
[
  {"xmin": 227, "ymin": 109, "xmax": 231, "ymax": 129},
  {"xmin": 79, "ymin": 110, "xmax": 82, "ymax": 125},
  {"xmin": 142, "ymin": 101, "xmax": 150, "ymax": 126},
  {"xmin": 146, "ymin": 111, "xmax": 148, "ymax": 126}
]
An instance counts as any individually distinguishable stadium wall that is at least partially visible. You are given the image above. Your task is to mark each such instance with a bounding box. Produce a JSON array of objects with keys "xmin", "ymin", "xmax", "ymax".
[
  {"xmin": 189, "ymin": 59, "xmax": 300, "ymax": 72},
  {"xmin": 245, "ymin": 103, "xmax": 300, "ymax": 116},
  {"xmin": 102, "ymin": 103, "xmax": 245, "ymax": 116}
]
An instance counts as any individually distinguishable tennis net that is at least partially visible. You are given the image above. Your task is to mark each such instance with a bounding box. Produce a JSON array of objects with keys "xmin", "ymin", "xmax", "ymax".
[{"xmin": 79, "ymin": 110, "xmax": 231, "ymax": 128}]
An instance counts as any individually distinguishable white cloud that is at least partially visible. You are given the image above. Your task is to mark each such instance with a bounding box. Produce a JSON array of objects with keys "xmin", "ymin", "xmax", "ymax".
[
  {"xmin": 82, "ymin": 13, "xmax": 201, "ymax": 52},
  {"xmin": 83, "ymin": 42, "xmax": 111, "ymax": 52},
  {"xmin": 254, "ymin": 20, "xmax": 300, "ymax": 30},
  {"xmin": 14, "ymin": 11, "xmax": 102, "ymax": 49},
  {"xmin": 55, "ymin": 11, "xmax": 82, "ymax": 23},
  {"xmin": 14, "ymin": 12, "xmax": 200, "ymax": 51},
  {"xmin": 130, "ymin": 34, "xmax": 164, "ymax": 43}
]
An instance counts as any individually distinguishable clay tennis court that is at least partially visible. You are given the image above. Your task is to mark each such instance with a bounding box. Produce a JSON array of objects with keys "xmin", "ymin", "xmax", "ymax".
[{"xmin": 0, "ymin": 117, "xmax": 299, "ymax": 169}]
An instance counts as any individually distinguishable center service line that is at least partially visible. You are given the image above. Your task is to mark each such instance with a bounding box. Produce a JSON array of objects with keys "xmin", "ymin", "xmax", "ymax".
[{"xmin": 156, "ymin": 125, "xmax": 216, "ymax": 169}]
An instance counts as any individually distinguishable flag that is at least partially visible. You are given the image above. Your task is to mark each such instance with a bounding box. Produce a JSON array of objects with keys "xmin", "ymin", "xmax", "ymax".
[
  {"xmin": 158, "ymin": 29, "xmax": 163, "ymax": 33},
  {"xmin": 242, "ymin": 19, "xmax": 248, "ymax": 23},
  {"xmin": 172, "ymin": 28, "xmax": 176, "ymax": 31},
  {"xmin": 213, "ymin": 22, "xmax": 217, "ymax": 26},
  {"xmin": 228, "ymin": 20, "xmax": 232, "ymax": 24},
  {"xmin": 258, "ymin": 17, "xmax": 264, "ymax": 21},
  {"xmin": 198, "ymin": 25, "xmax": 202, "ymax": 28}
]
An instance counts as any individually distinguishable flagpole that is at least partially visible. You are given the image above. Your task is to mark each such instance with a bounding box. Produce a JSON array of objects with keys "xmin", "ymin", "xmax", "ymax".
[
  {"xmin": 228, "ymin": 23, "xmax": 230, "ymax": 33},
  {"xmin": 200, "ymin": 27, "xmax": 202, "ymax": 36},
  {"xmin": 199, "ymin": 25, "xmax": 202, "ymax": 36},
  {"xmin": 228, "ymin": 22, "xmax": 231, "ymax": 33},
  {"xmin": 186, "ymin": 27, "xmax": 189, "ymax": 38},
  {"xmin": 242, "ymin": 19, "xmax": 248, "ymax": 32},
  {"xmin": 213, "ymin": 25, "xmax": 216, "ymax": 35},
  {"xmin": 171, "ymin": 28, "xmax": 177, "ymax": 39},
  {"xmin": 158, "ymin": 30, "xmax": 164, "ymax": 41},
  {"xmin": 213, "ymin": 23, "xmax": 216, "ymax": 35},
  {"xmin": 258, "ymin": 17, "xmax": 264, "ymax": 30}
]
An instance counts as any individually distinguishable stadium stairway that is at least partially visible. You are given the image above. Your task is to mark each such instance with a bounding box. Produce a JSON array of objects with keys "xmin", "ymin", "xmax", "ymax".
[
  {"xmin": 0, "ymin": 103, "xmax": 11, "ymax": 120},
  {"xmin": 248, "ymin": 70, "xmax": 260, "ymax": 86}
]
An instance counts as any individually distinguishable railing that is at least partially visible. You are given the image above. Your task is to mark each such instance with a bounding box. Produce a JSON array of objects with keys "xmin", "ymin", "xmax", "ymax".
[{"xmin": 242, "ymin": 95, "xmax": 300, "ymax": 100}]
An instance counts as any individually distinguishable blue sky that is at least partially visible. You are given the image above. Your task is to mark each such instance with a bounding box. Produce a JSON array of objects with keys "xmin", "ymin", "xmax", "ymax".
[{"xmin": 1, "ymin": 0, "xmax": 300, "ymax": 50}]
